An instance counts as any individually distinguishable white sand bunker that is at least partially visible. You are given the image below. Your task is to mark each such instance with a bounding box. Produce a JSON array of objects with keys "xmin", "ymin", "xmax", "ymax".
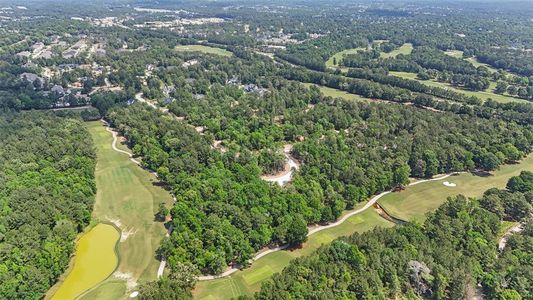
[
  {"xmin": 120, "ymin": 228, "xmax": 138, "ymax": 242},
  {"xmin": 106, "ymin": 217, "xmax": 137, "ymax": 242},
  {"xmin": 129, "ymin": 291, "xmax": 139, "ymax": 298},
  {"xmin": 114, "ymin": 271, "xmax": 138, "ymax": 289},
  {"xmin": 443, "ymin": 181, "xmax": 457, "ymax": 187}
]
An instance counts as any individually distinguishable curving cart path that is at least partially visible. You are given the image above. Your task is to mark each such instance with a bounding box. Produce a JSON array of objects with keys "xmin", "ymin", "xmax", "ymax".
[
  {"xmin": 103, "ymin": 119, "xmax": 459, "ymax": 281},
  {"xmin": 197, "ymin": 173, "xmax": 455, "ymax": 280},
  {"xmin": 102, "ymin": 120, "xmax": 172, "ymax": 279}
]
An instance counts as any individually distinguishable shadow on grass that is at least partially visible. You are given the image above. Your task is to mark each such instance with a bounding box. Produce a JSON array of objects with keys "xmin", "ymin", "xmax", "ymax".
[{"xmin": 472, "ymin": 170, "xmax": 493, "ymax": 177}]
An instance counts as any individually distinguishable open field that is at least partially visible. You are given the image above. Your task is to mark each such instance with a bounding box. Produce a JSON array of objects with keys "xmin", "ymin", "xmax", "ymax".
[
  {"xmin": 193, "ymin": 208, "xmax": 393, "ymax": 300},
  {"xmin": 79, "ymin": 280, "xmax": 127, "ymax": 300},
  {"xmin": 302, "ymin": 83, "xmax": 370, "ymax": 101},
  {"xmin": 443, "ymin": 50, "xmax": 499, "ymax": 73},
  {"xmin": 50, "ymin": 224, "xmax": 120, "ymax": 300},
  {"xmin": 390, "ymin": 71, "xmax": 525, "ymax": 103},
  {"xmin": 176, "ymin": 45, "xmax": 232, "ymax": 57},
  {"xmin": 380, "ymin": 43, "xmax": 413, "ymax": 58},
  {"xmin": 378, "ymin": 154, "xmax": 533, "ymax": 222},
  {"xmin": 444, "ymin": 49, "xmax": 464, "ymax": 58},
  {"xmin": 326, "ymin": 47, "xmax": 366, "ymax": 68},
  {"xmin": 58, "ymin": 121, "xmax": 173, "ymax": 299},
  {"xmin": 466, "ymin": 57, "xmax": 499, "ymax": 73}
]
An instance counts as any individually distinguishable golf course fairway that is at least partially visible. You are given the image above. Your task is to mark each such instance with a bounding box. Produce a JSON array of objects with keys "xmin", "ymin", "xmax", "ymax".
[
  {"xmin": 194, "ymin": 155, "xmax": 532, "ymax": 300},
  {"xmin": 47, "ymin": 121, "xmax": 173, "ymax": 300},
  {"xmin": 51, "ymin": 224, "xmax": 120, "ymax": 300},
  {"xmin": 378, "ymin": 154, "xmax": 533, "ymax": 222}
]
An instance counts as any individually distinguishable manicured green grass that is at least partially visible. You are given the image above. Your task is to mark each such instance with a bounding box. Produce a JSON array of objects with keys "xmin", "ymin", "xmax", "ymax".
[
  {"xmin": 175, "ymin": 45, "xmax": 232, "ymax": 57},
  {"xmin": 466, "ymin": 57, "xmax": 498, "ymax": 73},
  {"xmin": 390, "ymin": 71, "xmax": 525, "ymax": 103},
  {"xmin": 326, "ymin": 47, "xmax": 366, "ymax": 68},
  {"xmin": 193, "ymin": 209, "xmax": 393, "ymax": 300},
  {"xmin": 380, "ymin": 43, "xmax": 413, "ymax": 59},
  {"xmin": 443, "ymin": 50, "xmax": 498, "ymax": 73},
  {"xmin": 79, "ymin": 280, "xmax": 127, "ymax": 300},
  {"xmin": 195, "ymin": 154, "xmax": 532, "ymax": 300},
  {"xmin": 378, "ymin": 154, "xmax": 533, "ymax": 222},
  {"xmin": 302, "ymin": 83, "xmax": 370, "ymax": 101},
  {"xmin": 444, "ymin": 50, "xmax": 464, "ymax": 58},
  {"xmin": 77, "ymin": 122, "xmax": 173, "ymax": 299}
]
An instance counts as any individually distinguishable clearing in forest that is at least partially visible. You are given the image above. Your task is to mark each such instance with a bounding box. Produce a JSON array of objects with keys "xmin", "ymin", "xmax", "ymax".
[
  {"xmin": 64, "ymin": 121, "xmax": 173, "ymax": 299},
  {"xmin": 175, "ymin": 44, "xmax": 232, "ymax": 57},
  {"xmin": 444, "ymin": 49, "xmax": 464, "ymax": 58},
  {"xmin": 379, "ymin": 42, "xmax": 413, "ymax": 58},
  {"xmin": 326, "ymin": 47, "xmax": 367, "ymax": 68},
  {"xmin": 444, "ymin": 50, "xmax": 499, "ymax": 73},
  {"xmin": 302, "ymin": 83, "xmax": 370, "ymax": 102}
]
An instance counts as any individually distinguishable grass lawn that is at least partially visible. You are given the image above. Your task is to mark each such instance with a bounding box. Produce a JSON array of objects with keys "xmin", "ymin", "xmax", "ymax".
[
  {"xmin": 76, "ymin": 121, "xmax": 173, "ymax": 299},
  {"xmin": 444, "ymin": 50, "xmax": 499, "ymax": 74},
  {"xmin": 466, "ymin": 57, "xmax": 499, "ymax": 73},
  {"xmin": 79, "ymin": 281, "xmax": 127, "ymax": 300},
  {"xmin": 380, "ymin": 43, "xmax": 413, "ymax": 59},
  {"xmin": 176, "ymin": 45, "xmax": 232, "ymax": 57},
  {"xmin": 193, "ymin": 209, "xmax": 393, "ymax": 300},
  {"xmin": 444, "ymin": 50, "xmax": 464, "ymax": 58},
  {"xmin": 326, "ymin": 47, "xmax": 366, "ymax": 68},
  {"xmin": 378, "ymin": 154, "xmax": 533, "ymax": 222},
  {"xmin": 390, "ymin": 71, "xmax": 525, "ymax": 103},
  {"xmin": 302, "ymin": 83, "xmax": 370, "ymax": 102}
]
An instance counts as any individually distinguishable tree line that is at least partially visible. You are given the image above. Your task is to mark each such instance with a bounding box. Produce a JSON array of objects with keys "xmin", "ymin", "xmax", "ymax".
[
  {"xmin": 0, "ymin": 112, "xmax": 96, "ymax": 299},
  {"xmin": 251, "ymin": 172, "xmax": 533, "ymax": 299}
]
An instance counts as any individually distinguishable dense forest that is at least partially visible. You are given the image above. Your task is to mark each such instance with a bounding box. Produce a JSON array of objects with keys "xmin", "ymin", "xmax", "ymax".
[
  {"xmin": 0, "ymin": 112, "xmax": 96, "ymax": 299},
  {"xmin": 1, "ymin": 0, "xmax": 532, "ymax": 299},
  {"xmin": 251, "ymin": 172, "xmax": 533, "ymax": 300},
  {"xmin": 107, "ymin": 94, "xmax": 532, "ymax": 275}
]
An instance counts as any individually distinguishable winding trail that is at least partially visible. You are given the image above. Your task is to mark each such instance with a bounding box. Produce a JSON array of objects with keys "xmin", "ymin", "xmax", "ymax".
[
  {"xmin": 197, "ymin": 173, "xmax": 455, "ymax": 280},
  {"xmin": 102, "ymin": 120, "xmax": 141, "ymax": 165},
  {"xmin": 102, "ymin": 120, "xmax": 173, "ymax": 280},
  {"xmin": 156, "ymin": 224, "xmax": 173, "ymax": 278}
]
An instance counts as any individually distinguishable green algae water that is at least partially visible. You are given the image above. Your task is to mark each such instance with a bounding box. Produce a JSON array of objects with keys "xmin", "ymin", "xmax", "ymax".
[{"xmin": 52, "ymin": 223, "xmax": 120, "ymax": 300}]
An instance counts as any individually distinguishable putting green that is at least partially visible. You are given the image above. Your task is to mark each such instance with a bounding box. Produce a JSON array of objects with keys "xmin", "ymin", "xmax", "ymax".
[
  {"xmin": 378, "ymin": 154, "xmax": 533, "ymax": 222},
  {"xmin": 77, "ymin": 281, "xmax": 127, "ymax": 300},
  {"xmin": 50, "ymin": 224, "xmax": 120, "ymax": 300}
]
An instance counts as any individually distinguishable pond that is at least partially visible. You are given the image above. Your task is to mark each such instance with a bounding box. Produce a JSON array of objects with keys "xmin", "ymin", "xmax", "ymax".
[{"xmin": 51, "ymin": 223, "xmax": 120, "ymax": 300}]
